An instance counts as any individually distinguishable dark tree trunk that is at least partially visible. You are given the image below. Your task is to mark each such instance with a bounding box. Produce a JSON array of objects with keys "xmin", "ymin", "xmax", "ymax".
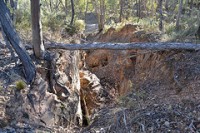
[
  {"xmin": 9, "ymin": 0, "xmax": 16, "ymax": 20},
  {"xmin": 165, "ymin": 0, "xmax": 169, "ymax": 12},
  {"xmin": 99, "ymin": 0, "xmax": 105, "ymax": 32},
  {"xmin": 0, "ymin": 23, "xmax": 16, "ymax": 63},
  {"xmin": 4, "ymin": 0, "xmax": 17, "ymax": 21},
  {"xmin": 4, "ymin": 0, "xmax": 8, "ymax": 4},
  {"xmin": 0, "ymin": 1, "xmax": 36, "ymax": 84},
  {"xmin": 189, "ymin": 0, "xmax": 193, "ymax": 15},
  {"xmin": 119, "ymin": 0, "xmax": 123, "ymax": 22},
  {"xmin": 9, "ymin": 0, "xmax": 15, "ymax": 9},
  {"xmin": 159, "ymin": 0, "xmax": 163, "ymax": 31},
  {"xmin": 49, "ymin": 0, "xmax": 52, "ymax": 11},
  {"xmin": 70, "ymin": 0, "xmax": 75, "ymax": 25},
  {"xmin": 137, "ymin": 0, "xmax": 141, "ymax": 18}
]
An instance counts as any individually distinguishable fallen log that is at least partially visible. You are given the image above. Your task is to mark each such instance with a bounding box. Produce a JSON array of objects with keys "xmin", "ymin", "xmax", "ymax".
[{"xmin": 44, "ymin": 42, "xmax": 200, "ymax": 51}]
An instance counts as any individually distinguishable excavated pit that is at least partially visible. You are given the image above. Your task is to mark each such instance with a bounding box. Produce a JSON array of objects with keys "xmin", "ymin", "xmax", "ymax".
[{"xmin": 81, "ymin": 24, "xmax": 200, "ymax": 132}]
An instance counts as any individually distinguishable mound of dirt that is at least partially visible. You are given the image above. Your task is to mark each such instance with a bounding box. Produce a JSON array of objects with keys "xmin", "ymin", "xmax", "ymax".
[{"xmin": 87, "ymin": 24, "xmax": 159, "ymax": 43}]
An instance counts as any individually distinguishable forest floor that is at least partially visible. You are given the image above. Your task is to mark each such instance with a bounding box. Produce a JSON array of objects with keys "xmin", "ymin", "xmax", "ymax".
[{"xmin": 0, "ymin": 24, "xmax": 200, "ymax": 132}]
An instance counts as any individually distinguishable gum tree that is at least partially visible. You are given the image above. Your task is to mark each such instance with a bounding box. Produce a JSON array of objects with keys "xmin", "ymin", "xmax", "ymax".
[{"xmin": 30, "ymin": 0, "xmax": 45, "ymax": 59}]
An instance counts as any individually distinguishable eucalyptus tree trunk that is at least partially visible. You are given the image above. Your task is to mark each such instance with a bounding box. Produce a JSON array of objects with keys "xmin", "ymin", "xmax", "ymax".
[
  {"xmin": 176, "ymin": 0, "xmax": 183, "ymax": 31},
  {"xmin": 65, "ymin": 0, "xmax": 68, "ymax": 15},
  {"xmin": 189, "ymin": 0, "xmax": 193, "ymax": 15},
  {"xmin": 49, "ymin": 0, "xmax": 52, "ymax": 11},
  {"xmin": 136, "ymin": 0, "xmax": 141, "ymax": 18},
  {"xmin": 70, "ymin": 0, "xmax": 75, "ymax": 25},
  {"xmin": 9, "ymin": 0, "xmax": 17, "ymax": 21},
  {"xmin": 3, "ymin": 0, "xmax": 18, "ymax": 21},
  {"xmin": 31, "ymin": 0, "xmax": 45, "ymax": 59},
  {"xmin": 158, "ymin": 0, "xmax": 163, "ymax": 31},
  {"xmin": 124, "ymin": 0, "xmax": 130, "ymax": 19},
  {"xmin": 119, "ymin": 0, "xmax": 123, "ymax": 22},
  {"xmin": 0, "ymin": 0, "xmax": 36, "ymax": 83},
  {"xmin": 85, "ymin": 0, "xmax": 88, "ymax": 17},
  {"xmin": 99, "ymin": 0, "xmax": 105, "ymax": 32},
  {"xmin": 91, "ymin": 0, "xmax": 104, "ymax": 32},
  {"xmin": 150, "ymin": 0, "xmax": 155, "ymax": 18}
]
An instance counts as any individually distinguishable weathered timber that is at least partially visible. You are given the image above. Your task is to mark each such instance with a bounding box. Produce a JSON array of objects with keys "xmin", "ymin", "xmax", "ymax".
[
  {"xmin": 31, "ymin": 0, "xmax": 45, "ymax": 59},
  {"xmin": 0, "ymin": 1, "xmax": 36, "ymax": 83},
  {"xmin": 44, "ymin": 42, "xmax": 200, "ymax": 50}
]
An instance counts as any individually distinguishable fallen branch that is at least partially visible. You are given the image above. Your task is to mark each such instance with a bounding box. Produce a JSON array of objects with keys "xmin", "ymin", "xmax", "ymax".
[{"xmin": 45, "ymin": 42, "xmax": 200, "ymax": 50}]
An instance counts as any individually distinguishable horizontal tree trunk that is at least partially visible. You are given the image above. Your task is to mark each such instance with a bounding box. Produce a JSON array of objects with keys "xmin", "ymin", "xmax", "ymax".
[{"xmin": 43, "ymin": 42, "xmax": 200, "ymax": 51}]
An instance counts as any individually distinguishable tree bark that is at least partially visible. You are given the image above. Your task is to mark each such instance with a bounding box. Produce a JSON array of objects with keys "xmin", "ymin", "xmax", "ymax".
[
  {"xmin": 91, "ymin": 0, "xmax": 104, "ymax": 32},
  {"xmin": 65, "ymin": 0, "xmax": 68, "ymax": 15},
  {"xmin": 0, "ymin": 22, "xmax": 16, "ymax": 63},
  {"xmin": 84, "ymin": 0, "xmax": 89, "ymax": 24},
  {"xmin": 119, "ymin": 0, "xmax": 123, "ymax": 22},
  {"xmin": 7, "ymin": 0, "xmax": 17, "ymax": 21},
  {"xmin": 43, "ymin": 42, "xmax": 200, "ymax": 51},
  {"xmin": 99, "ymin": 0, "xmax": 105, "ymax": 32},
  {"xmin": 189, "ymin": 0, "xmax": 193, "ymax": 15},
  {"xmin": 176, "ymin": 0, "xmax": 183, "ymax": 31},
  {"xmin": 136, "ymin": 0, "xmax": 141, "ymax": 18},
  {"xmin": 0, "ymin": 1, "xmax": 36, "ymax": 84},
  {"xmin": 70, "ymin": 0, "xmax": 75, "ymax": 25},
  {"xmin": 31, "ymin": 0, "xmax": 45, "ymax": 59},
  {"xmin": 158, "ymin": 0, "xmax": 163, "ymax": 31}
]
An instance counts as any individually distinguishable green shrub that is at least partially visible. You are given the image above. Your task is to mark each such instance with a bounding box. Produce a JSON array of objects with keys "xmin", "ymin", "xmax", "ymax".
[
  {"xmin": 42, "ymin": 10, "xmax": 66, "ymax": 31},
  {"xmin": 74, "ymin": 20, "xmax": 85, "ymax": 33},
  {"xmin": 138, "ymin": 18, "xmax": 159, "ymax": 32},
  {"xmin": 165, "ymin": 23, "xmax": 176, "ymax": 35},
  {"xmin": 64, "ymin": 24, "xmax": 77, "ymax": 36},
  {"xmin": 15, "ymin": 9, "xmax": 31, "ymax": 30},
  {"xmin": 62, "ymin": 20, "xmax": 86, "ymax": 36}
]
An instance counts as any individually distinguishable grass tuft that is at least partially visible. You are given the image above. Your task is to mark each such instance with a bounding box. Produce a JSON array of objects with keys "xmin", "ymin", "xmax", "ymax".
[{"xmin": 15, "ymin": 80, "xmax": 26, "ymax": 90}]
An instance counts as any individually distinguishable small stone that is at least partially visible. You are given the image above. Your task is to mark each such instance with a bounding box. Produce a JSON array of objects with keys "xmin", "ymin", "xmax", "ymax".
[
  {"xmin": 153, "ymin": 104, "xmax": 159, "ymax": 107},
  {"xmin": 146, "ymin": 112, "xmax": 151, "ymax": 116},
  {"xmin": 164, "ymin": 121, "xmax": 170, "ymax": 127}
]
